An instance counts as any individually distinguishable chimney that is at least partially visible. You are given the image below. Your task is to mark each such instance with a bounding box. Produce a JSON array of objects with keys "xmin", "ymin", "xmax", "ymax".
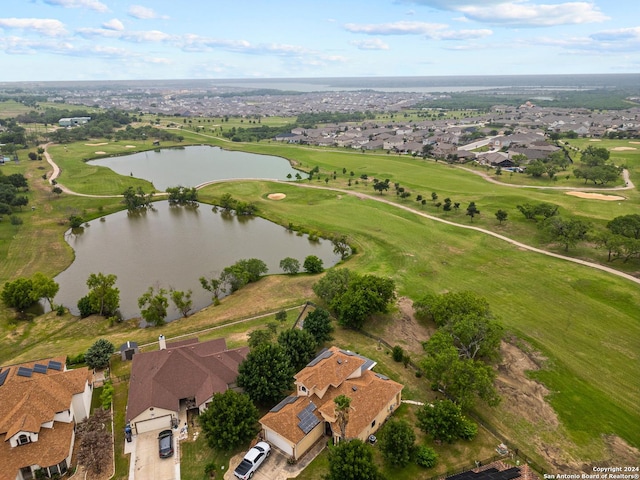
[{"xmin": 159, "ymin": 335, "xmax": 166, "ymax": 350}]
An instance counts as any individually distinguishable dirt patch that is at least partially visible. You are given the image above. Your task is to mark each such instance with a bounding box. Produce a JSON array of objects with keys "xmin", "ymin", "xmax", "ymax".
[
  {"xmin": 602, "ymin": 435, "xmax": 640, "ymax": 467},
  {"xmin": 566, "ymin": 191, "xmax": 625, "ymax": 201},
  {"xmin": 610, "ymin": 146, "xmax": 637, "ymax": 151},
  {"xmin": 125, "ymin": 145, "xmax": 136, "ymax": 148},
  {"xmin": 383, "ymin": 297, "xmax": 434, "ymax": 357},
  {"xmin": 85, "ymin": 142, "xmax": 108, "ymax": 146},
  {"xmin": 267, "ymin": 193, "xmax": 286, "ymax": 200},
  {"xmin": 588, "ymin": 139, "xmax": 602, "ymax": 142},
  {"xmin": 94, "ymin": 151, "xmax": 107, "ymax": 155},
  {"xmin": 496, "ymin": 341, "xmax": 558, "ymax": 429}
]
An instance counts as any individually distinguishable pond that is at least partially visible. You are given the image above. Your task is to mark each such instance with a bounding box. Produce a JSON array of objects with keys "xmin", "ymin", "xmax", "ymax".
[
  {"xmin": 53, "ymin": 201, "xmax": 341, "ymax": 323},
  {"xmin": 89, "ymin": 145, "xmax": 301, "ymax": 190}
]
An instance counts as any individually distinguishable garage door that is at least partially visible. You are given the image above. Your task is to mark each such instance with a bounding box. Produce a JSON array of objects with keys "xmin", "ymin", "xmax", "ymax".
[
  {"xmin": 134, "ymin": 415, "xmax": 172, "ymax": 434},
  {"xmin": 264, "ymin": 430, "xmax": 293, "ymax": 456}
]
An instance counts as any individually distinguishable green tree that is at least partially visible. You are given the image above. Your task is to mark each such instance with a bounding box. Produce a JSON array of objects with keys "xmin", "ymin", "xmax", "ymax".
[
  {"xmin": 541, "ymin": 216, "xmax": 590, "ymax": 252},
  {"xmin": 277, "ymin": 329, "xmax": 317, "ymax": 371},
  {"xmin": 442, "ymin": 315, "xmax": 503, "ymax": 362},
  {"xmin": 138, "ymin": 286, "xmax": 169, "ymax": 326},
  {"xmin": 334, "ymin": 394, "xmax": 352, "ymax": 442},
  {"xmin": 170, "ymin": 289, "xmax": 193, "ymax": 317},
  {"xmin": 303, "ymin": 255, "xmax": 324, "ymax": 274},
  {"xmin": 86, "ymin": 273, "xmax": 119, "ymax": 317},
  {"xmin": 607, "ymin": 214, "xmax": 640, "ymax": 239},
  {"xmin": 247, "ymin": 327, "xmax": 276, "ymax": 349},
  {"xmin": 415, "ymin": 445, "xmax": 438, "ymax": 468},
  {"xmin": 378, "ymin": 419, "xmax": 416, "ymax": 467},
  {"xmin": 69, "ymin": 214, "xmax": 85, "ymax": 228},
  {"xmin": 199, "ymin": 275, "xmax": 223, "ymax": 305},
  {"xmin": 1, "ymin": 277, "xmax": 36, "ymax": 311},
  {"xmin": 417, "ymin": 399, "xmax": 465, "ymax": 443},
  {"xmin": 465, "ymin": 201, "xmax": 480, "ymax": 221},
  {"xmin": 302, "ymin": 307, "xmax": 334, "ymax": 345},
  {"xmin": 373, "ymin": 180, "xmax": 390, "ymax": 194},
  {"xmin": 237, "ymin": 343, "xmax": 293, "ymax": 405},
  {"xmin": 312, "ymin": 268, "xmax": 353, "ymax": 305},
  {"xmin": 420, "ymin": 341, "xmax": 500, "ymax": 409},
  {"xmin": 200, "ymin": 390, "xmax": 259, "ymax": 450},
  {"xmin": 332, "ymin": 234, "xmax": 351, "ymax": 260},
  {"xmin": 31, "ymin": 272, "xmax": 59, "ymax": 310},
  {"xmin": 85, "ymin": 339, "xmax": 115, "ymax": 370},
  {"xmin": 414, "ymin": 291, "xmax": 492, "ymax": 327},
  {"xmin": 332, "ymin": 275, "xmax": 396, "ymax": 329},
  {"xmin": 495, "ymin": 209, "xmax": 508, "ymax": 224},
  {"xmin": 275, "ymin": 309, "xmax": 288, "ymax": 324},
  {"xmin": 327, "ymin": 439, "xmax": 382, "ymax": 480},
  {"xmin": 279, "ymin": 257, "xmax": 300, "ymax": 274}
]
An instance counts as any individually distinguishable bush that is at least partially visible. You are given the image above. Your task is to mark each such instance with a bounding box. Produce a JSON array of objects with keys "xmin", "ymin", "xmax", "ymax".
[
  {"xmin": 77, "ymin": 295, "xmax": 95, "ymax": 318},
  {"xmin": 392, "ymin": 345, "xmax": 404, "ymax": 362},
  {"xmin": 66, "ymin": 352, "xmax": 86, "ymax": 366},
  {"xmin": 100, "ymin": 381, "xmax": 114, "ymax": 409},
  {"xmin": 459, "ymin": 417, "xmax": 479, "ymax": 440},
  {"xmin": 415, "ymin": 445, "xmax": 438, "ymax": 468},
  {"xmin": 55, "ymin": 304, "xmax": 66, "ymax": 316},
  {"xmin": 303, "ymin": 255, "xmax": 324, "ymax": 274}
]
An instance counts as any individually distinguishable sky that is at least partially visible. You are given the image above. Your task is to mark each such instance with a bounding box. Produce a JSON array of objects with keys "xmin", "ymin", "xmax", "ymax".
[{"xmin": 1, "ymin": 0, "xmax": 639, "ymax": 82}]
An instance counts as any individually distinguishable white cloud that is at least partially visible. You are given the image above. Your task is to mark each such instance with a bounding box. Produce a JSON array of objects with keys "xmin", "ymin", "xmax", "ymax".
[
  {"xmin": 458, "ymin": 2, "xmax": 609, "ymax": 26},
  {"xmin": 344, "ymin": 21, "xmax": 491, "ymax": 40},
  {"xmin": 77, "ymin": 27, "xmax": 173, "ymax": 43},
  {"xmin": 401, "ymin": 1, "xmax": 608, "ymax": 27},
  {"xmin": 128, "ymin": 5, "xmax": 169, "ymax": 20},
  {"xmin": 0, "ymin": 18, "xmax": 67, "ymax": 37},
  {"xmin": 591, "ymin": 27, "xmax": 640, "ymax": 42},
  {"xmin": 43, "ymin": 0, "xmax": 108, "ymax": 13},
  {"xmin": 345, "ymin": 21, "xmax": 448, "ymax": 35},
  {"xmin": 102, "ymin": 19, "xmax": 124, "ymax": 31},
  {"xmin": 350, "ymin": 38, "xmax": 390, "ymax": 50}
]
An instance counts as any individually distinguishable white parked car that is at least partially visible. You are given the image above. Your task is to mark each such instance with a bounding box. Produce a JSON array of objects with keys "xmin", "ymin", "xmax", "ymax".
[{"xmin": 233, "ymin": 441, "xmax": 271, "ymax": 479}]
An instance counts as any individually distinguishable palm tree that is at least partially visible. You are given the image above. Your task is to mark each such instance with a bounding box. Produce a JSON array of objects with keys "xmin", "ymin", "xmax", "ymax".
[{"xmin": 334, "ymin": 395, "xmax": 352, "ymax": 442}]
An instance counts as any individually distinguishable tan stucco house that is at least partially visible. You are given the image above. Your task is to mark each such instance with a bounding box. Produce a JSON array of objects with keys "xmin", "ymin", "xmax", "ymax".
[
  {"xmin": 0, "ymin": 357, "xmax": 92, "ymax": 480},
  {"xmin": 260, "ymin": 346, "xmax": 403, "ymax": 460},
  {"xmin": 126, "ymin": 336, "xmax": 248, "ymax": 434}
]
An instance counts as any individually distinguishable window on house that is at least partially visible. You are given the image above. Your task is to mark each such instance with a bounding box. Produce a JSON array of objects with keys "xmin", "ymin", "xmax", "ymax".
[
  {"xmin": 300, "ymin": 386, "xmax": 307, "ymax": 392},
  {"xmin": 371, "ymin": 420, "xmax": 376, "ymax": 428},
  {"xmin": 18, "ymin": 434, "xmax": 30, "ymax": 445}
]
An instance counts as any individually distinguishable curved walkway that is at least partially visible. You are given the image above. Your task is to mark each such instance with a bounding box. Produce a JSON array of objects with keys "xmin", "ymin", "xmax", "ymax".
[{"xmin": 42, "ymin": 144, "xmax": 640, "ymax": 287}]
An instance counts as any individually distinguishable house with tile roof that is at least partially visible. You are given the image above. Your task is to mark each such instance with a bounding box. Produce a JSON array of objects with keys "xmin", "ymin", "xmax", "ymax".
[
  {"xmin": 0, "ymin": 357, "xmax": 92, "ymax": 480},
  {"xmin": 126, "ymin": 336, "xmax": 249, "ymax": 435},
  {"xmin": 260, "ymin": 346, "xmax": 403, "ymax": 460}
]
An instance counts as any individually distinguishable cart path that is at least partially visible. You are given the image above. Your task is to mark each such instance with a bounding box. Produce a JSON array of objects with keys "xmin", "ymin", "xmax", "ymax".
[{"xmin": 43, "ymin": 144, "xmax": 640, "ymax": 286}]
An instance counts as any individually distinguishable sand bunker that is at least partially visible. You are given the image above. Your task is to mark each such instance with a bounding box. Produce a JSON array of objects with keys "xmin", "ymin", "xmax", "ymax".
[
  {"xmin": 95, "ymin": 151, "xmax": 107, "ymax": 155},
  {"xmin": 85, "ymin": 142, "xmax": 108, "ymax": 146},
  {"xmin": 610, "ymin": 146, "xmax": 637, "ymax": 151},
  {"xmin": 125, "ymin": 145, "xmax": 136, "ymax": 148},
  {"xmin": 267, "ymin": 193, "xmax": 286, "ymax": 200},
  {"xmin": 566, "ymin": 191, "xmax": 625, "ymax": 201},
  {"xmin": 588, "ymin": 139, "xmax": 601, "ymax": 141}
]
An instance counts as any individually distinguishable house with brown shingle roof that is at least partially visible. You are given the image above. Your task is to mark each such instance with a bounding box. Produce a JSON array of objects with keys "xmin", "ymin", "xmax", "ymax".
[
  {"xmin": 259, "ymin": 347, "xmax": 403, "ymax": 460},
  {"xmin": 0, "ymin": 357, "xmax": 92, "ymax": 480},
  {"xmin": 126, "ymin": 336, "xmax": 248, "ymax": 434}
]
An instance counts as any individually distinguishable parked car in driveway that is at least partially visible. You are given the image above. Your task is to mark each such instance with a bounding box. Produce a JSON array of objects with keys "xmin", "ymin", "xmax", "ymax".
[
  {"xmin": 233, "ymin": 442, "xmax": 271, "ymax": 479},
  {"xmin": 158, "ymin": 429, "xmax": 174, "ymax": 458}
]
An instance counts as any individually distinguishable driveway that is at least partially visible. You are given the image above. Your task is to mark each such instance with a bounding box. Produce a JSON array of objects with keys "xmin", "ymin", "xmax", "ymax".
[
  {"xmin": 127, "ymin": 429, "xmax": 180, "ymax": 480},
  {"xmin": 224, "ymin": 440, "xmax": 325, "ymax": 480}
]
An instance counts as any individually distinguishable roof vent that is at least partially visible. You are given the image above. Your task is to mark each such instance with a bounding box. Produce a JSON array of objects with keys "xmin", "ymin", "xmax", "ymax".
[
  {"xmin": 352, "ymin": 386, "xmax": 358, "ymax": 392},
  {"xmin": 337, "ymin": 359, "xmax": 342, "ymax": 364}
]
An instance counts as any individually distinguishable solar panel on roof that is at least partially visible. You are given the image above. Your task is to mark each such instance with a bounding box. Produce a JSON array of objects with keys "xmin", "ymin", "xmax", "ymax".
[
  {"xmin": 375, "ymin": 373, "xmax": 389, "ymax": 380},
  {"xmin": 0, "ymin": 369, "xmax": 9, "ymax": 387},
  {"xmin": 33, "ymin": 364, "xmax": 48, "ymax": 374},
  {"xmin": 306, "ymin": 348, "xmax": 333, "ymax": 367},
  {"xmin": 48, "ymin": 360, "xmax": 63, "ymax": 371},
  {"xmin": 17, "ymin": 366, "xmax": 33, "ymax": 377},
  {"xmin": 297, "ymin": 402, "xmax": 320, "ymax": 434},
  {"xmin": 270, "ymin": 395, "xmax": 297, "ymax": 413}
]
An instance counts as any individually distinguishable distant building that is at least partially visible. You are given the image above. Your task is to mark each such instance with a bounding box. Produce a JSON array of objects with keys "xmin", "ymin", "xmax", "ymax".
[{"xmin": 58, "ymin": 117, "xmax": 91, "ymax": 127}]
